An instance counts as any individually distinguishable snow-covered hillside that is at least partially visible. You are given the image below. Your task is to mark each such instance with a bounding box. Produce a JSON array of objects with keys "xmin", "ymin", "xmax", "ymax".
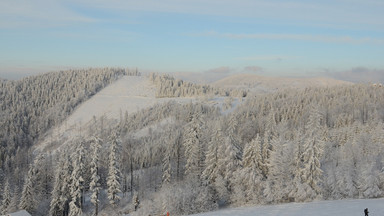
[
  {"xmin": 17, "ymin": 71, "xmax": 384, "ymax": 216},
  {"xmin": 35, "ymin": 75, "xmax": 195, "ymax": 152},
  {"xmin": 190, "ymin": 198, "xmax": 384, "ymax": 216},
  {"xmin": 35, "ymin": 75, "xmax": 241, "ymax": 152}
]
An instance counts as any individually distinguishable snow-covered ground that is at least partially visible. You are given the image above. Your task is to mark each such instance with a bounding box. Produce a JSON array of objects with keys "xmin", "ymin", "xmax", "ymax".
[
  {"xmin": 35, "ymin": 76, "xmax": 194, "ymax": 152},
  {"xmin": 35, "ymin": 75, "xmax": 242, "ymax": 152},
  {"xmin": 35, "ymin": 73, "xmax": 349, "ymax": 152},
  {"xmin": 190, "ymin": 199, "xmax": 384, "ymax": 216},
  {"xmin": 63, "ymin": 76, "xmax": 158, "ymax": 125}
]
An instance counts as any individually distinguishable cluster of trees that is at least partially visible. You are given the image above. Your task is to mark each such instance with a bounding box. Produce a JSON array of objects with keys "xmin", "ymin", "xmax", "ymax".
[
  {"xmin": 124, "ymin": 84, "xmax": 384, "ymax": 215},
  {"xmin": 2, "ymin": 70, "xmax": 384, "ymax": 215},
  {"xmin": 149, "ymin": 73, "xmax": 247, "ymax": 98},
  {"xmin": 0, "ymin": 68, "xmax": 140, "ymax": 215}
]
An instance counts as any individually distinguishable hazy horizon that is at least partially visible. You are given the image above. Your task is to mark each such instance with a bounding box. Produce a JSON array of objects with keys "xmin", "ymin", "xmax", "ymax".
[{"xmin": 1, "ymin": 0, "xmax": 384, "ymax": 83}]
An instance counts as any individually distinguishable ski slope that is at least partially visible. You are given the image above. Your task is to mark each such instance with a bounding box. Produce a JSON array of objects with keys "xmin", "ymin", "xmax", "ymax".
[
  {"xmin": 190, "ymin": 198, "xmax": 384, "ymax": 216},
  {"xmin": 35, "ymin": 75, "xmax": 193, "ymax": 152}
]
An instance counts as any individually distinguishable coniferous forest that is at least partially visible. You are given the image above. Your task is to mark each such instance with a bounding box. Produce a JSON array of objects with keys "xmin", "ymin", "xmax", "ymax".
[{"xmin": 1, "ymin": 69, "xmax": 384, "ymax": 215}]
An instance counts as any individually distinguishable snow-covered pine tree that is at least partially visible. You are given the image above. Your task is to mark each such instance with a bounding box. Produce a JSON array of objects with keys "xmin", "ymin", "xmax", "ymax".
[
  {"xmin": 69, "ymin": 141, "xmax": 86, "ymax": 215},
  {"xmin": 263, "ymin": 135, "xmax": 281, "ymax": 203},
  {"xmin": 107, "ymin": 132, "xmax": 121, "ymax": 206},
  {"xmin": 8, "ymin": 185, "xmax": 19, "ymax": 214},
  {"xmin": 162, "ymin": 146, "xmax": 171, "ymax": 185},
  {"xmin": 289, "ymin": 132, "xmax": 305, "ymax": 201},
  {"xmin": 90, "ymin": 136, "xmax": 102, "ymax": 216},
  {"xmin": 50, "ymin": 155, "xmax": 66, "ymax": 216},
  {"xmin": 68, "ymin": 201, "xmax": 82, "ymax": 216},
  {"xmin": 300, "ymin": 107, "xmax": 324, "ymax": 200},
  {"xmin": 220, "ymin": 136, "xmax": 241, "ymax": 195},
  {"xmin": 1, "ymin": 180, "xmax": 12, "ymax": 215},
  {"xmin": 359, "ymin": 163, "xmax": 381, "ymax": 198},
  {"xmin": 19, "ymin": 167, "xmax": 35, "ymax": 214},
  {"xmin": 61, "ymin": 153, "xmax": 73, "ymax": 216},
  {"xmin": 183, "ymin": 112, "xmax": 203, "ymax": 179},
  {"xmin": 241, "ymin": 134, "xmax": 263, "ymax": 202},
  {"xmin": 30, "ymin": 154, "xmax": 46, "ymax": 200},
  {"xmin": 261, "ymin": 129, "xmax": 272, "ymax": 179},
  {"xmin": 201, "ymin": 128, "xmax": 223, "ymax": 185},
  {"xmin": 226, "ymin": 114, "xmax": 242, "ymax": 159}
]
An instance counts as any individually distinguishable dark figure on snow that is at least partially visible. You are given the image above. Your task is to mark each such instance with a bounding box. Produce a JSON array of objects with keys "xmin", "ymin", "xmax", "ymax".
[
  {"xmin": 134, "ymin": 196, "xmax": 140, "ymax": 211},
  {"xmin": 364, "ymin": 208, "xmax": 369, "ymax": 216}
]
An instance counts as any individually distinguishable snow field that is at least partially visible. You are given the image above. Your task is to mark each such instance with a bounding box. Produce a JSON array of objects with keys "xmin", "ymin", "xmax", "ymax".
[{"xmin": 190, "ymin": 198, "xmax": 384, "ymax": 216}]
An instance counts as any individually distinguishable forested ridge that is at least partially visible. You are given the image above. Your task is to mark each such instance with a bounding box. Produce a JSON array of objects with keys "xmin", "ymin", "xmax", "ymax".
[
  {"xmin": 149, "ymin": 73, "xmax": 248, "ymax": 98},
  {"xmin": 0, "ymin": 68, "xmax": 141, "ymax": 214},
  {"xmin": 1, "ymin": 70, "xmax": 384, "ymax": 216}
]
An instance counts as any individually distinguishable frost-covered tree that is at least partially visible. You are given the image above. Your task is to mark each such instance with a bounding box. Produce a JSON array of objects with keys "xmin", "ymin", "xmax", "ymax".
[
  {"xmin": 1, "ymin": 180, "xmax": 12, "ymax": 215},
  {"xmin": 19, "ymin": 168, "xmax": 35, "ymax": 214},
  {"xmin": 8, "ymin": 186, "xmax": 19, "ymax": 214},
  {"xmin": 183, "ymin": 113, "xmax": 203, "ymax": 178},
  {"xmin": 49, "ymin": 151, "xmax": 73, "ymax": 216},
  {"xmin": 359, "ymin": 163, "xmax": 381, "ymax": 198},
  {"xmin": 216, "ymin": 136, "xmax": 241, "ymax": 204},
  {"xmin": 241, "ymin": 134, "xmax": 263, "ymax": 202},
  {"xmin": 68, "ymin": 201, "xmax": 82, "ymax": 216},
  {"xmin": 300, "ymin": 108, "xmax": 324, "ymax": 200},
  {"xmin": 162, "ymin": 147, "xmax": 171, "ymax": 185},
  {"xmin": 69, "ymin": 141, "xmax": 86, "ymax": 215},
  {"xmin": 226, "ymin": 114, "xmax": 242, "ymax": 158},
  {"xmin": 201, "ymin": 128, "xmax": 223, "ymax": 185},
  {"xmin": 61, "ymin": 153, "xmax": 73, "ymax": 216},
  {"xmin": 261, "ymin": 129, "xmax": 273, "ymax": 179},
  {"xmin": 50, "ymin": 160, "xmax": 65, "ymax": 216},
  {"xmin": 107, "ymin": 132, "xmax": 121, "ymax": 206},
  {"xmin": 90, "ymin": 137, "xmax": 102, "ymax": 216}
]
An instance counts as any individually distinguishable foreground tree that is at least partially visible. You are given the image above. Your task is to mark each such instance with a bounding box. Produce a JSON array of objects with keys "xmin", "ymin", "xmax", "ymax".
[
  {"xmin": 90, "ymin": 136, "xmax": 102, "ymax": 215},
  {"xmin": 300, "ymin": 108, "xmax": 324, "ymax": 200},
  {"xmin": 184, "ymin": 112, "xmax": 203, "ymax": 179},
  {"xmin": 19, "ymin": 166, "xmax": 36, "ymax": 214},
  {"xmin": 107, "ymin": 133, "xmax": 121, "ymax": 206},
  {"xmin": 1, "ymin": 180, "xmax": 12, "ymax": 214},
  {"xmin": 69, "ymin": 141, "xmax": 86, "ymax": 215}
]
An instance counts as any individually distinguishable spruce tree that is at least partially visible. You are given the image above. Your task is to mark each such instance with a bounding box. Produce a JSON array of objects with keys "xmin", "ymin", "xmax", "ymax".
[
  {"xmin": 162, "ymin": 147, "xmax": 171, "ymax": 185},
  {"xmin": 50, "ymin": 153, "xmax": 68, "ymax": 216},
  {"xmin": 107, "ymin": 132, "xmax": 121, "ymax": 206},
  {"xmin": 69, "ymin": 141, "xmax": 85, "ymax": 215},
  {"xmin": 242, "ymin": 134, "xmax": 263, "ymax": 202},
  {"xmin": 19, "ymin": 169, "xmax": 35, "ymax": 214},
  {"xmin": 201, "ymin": 128, "xmax": 223, "ymax": 185},
  {"xmin": 183, "ymin": 113, "xmax": 203, "ymax": 178},
  {"xmin": 1, "ymin": 180, "xmax": 12, "ymax": 215},
  {"xmin": 90, "ymin": 136, "xmax": 102, "ymax": 215},
  {"xmin": 300, "ymin": 107, "xmax": 324, "ymax": 200}
]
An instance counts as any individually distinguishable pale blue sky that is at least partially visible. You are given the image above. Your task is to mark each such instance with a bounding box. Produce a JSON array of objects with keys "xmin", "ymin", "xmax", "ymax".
[{"xmin": 1, "ymin": 0, "xmax": 384, "ymax": 82}]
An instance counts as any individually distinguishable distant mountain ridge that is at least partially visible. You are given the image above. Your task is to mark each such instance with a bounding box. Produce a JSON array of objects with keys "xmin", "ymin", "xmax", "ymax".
[{"xmin": 212, "ymin": 74, "xmax": 352, "ymax": 93}]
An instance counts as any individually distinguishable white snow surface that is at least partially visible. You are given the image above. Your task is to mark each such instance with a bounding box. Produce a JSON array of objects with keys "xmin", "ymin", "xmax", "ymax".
[
  {"xmin": 7, "ymin": 210, "xmax": 32, "ymax": 216},
  {"xmin": 190, "ymin": 199, "xmax": 384, "ymax": 216},
  {"xmin": 65, "ymin": 76, "xmax": 157, "ymax": 124},
  {"xmin": 35, "ymin": 76, "xmax": 193, "ymax": 152}
]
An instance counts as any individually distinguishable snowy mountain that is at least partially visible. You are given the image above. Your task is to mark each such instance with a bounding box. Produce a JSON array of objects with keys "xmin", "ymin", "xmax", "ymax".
[
  {"xmin": 35, "ymin": 75, "xmax": 195, "ymax": 152},
  {"xmin": 1, "ymin": 69, "xmax": 384, "ymax": 216}
]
